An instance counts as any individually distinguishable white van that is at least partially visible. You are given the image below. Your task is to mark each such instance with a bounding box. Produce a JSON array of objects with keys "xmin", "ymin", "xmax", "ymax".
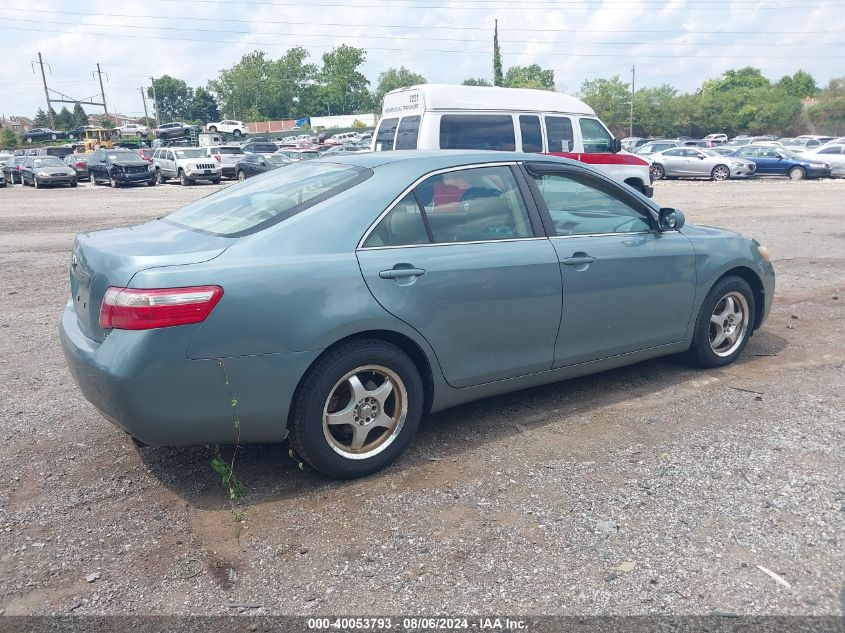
[{"xmin": 374, "ymin": 84, "xmax": 653, "ymax": 197}]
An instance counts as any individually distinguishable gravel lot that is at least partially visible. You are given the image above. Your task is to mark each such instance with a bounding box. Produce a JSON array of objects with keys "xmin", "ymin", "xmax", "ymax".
[{"xmin": 0, "ymin": 176, "xmax": 843, "ymax": 616}]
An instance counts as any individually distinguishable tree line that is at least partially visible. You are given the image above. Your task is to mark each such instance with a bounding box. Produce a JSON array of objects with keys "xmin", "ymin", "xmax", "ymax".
[{"xmin": 17, "ymin": 43, "xmax": 845, "ymax": 138}]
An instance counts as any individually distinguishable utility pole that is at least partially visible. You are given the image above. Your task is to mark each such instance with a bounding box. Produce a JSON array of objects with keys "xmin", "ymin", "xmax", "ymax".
[
  {"xmin": 96, "ymin": 63, "xmax": 109, "ymax": 123},
  {"xmin": 139, "ymin": 86, "xmax": 149, "ymax": 123},
  {"xmin": 37, "ymin": 52, "xmax": 55, "ymax": 129},
  {"xmin": 629, "ymin": 65, "xmax": 636, "ymax": 138},
  {"xmin": 149, "ymin": 76, "xmax": 160, "ymax": 126}
]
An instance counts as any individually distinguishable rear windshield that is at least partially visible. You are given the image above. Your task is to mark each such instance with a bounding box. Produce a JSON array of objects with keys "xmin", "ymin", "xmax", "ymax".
[
  {"xmin": 217, "ymin": 147, "xmax": 244, "ymax": 154},
  {"xmin": 165, "ymin": 162, "xmax": 372, "ymax": 237},
  {"xmin": 248, "ymin": 143, "xmax": 278, "ymax": 153}
]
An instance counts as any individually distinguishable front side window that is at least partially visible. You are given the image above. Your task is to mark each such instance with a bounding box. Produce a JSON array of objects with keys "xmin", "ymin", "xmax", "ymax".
[
  {"xmin": 375, "ymin": 117, "xmax": 399, "ymax": 151},
  {"xmin": 439, "ymin": 115, "xmax": 515, "ymax": 151},
  {"xmin": 395, "ymin": 115, "xmax": 421, "ymax": 150},
  {"xmin": 363, "ymin": 192, "xmax": 429, "ymax": 247},
  {"xmin": 663, "ymin": 148, "xmax": 685, "ymax": 157},
  {"xmin": 531, "ymin": 172, "xmax": 651, "ymax": 236},
  {"xmin": 415, "ymin": 166, "xmax": 531, "ymax": 243},
  {"xmin": 519, "ymin": 115, "xmax": 543, "ymax": 153},
  {"xmin": 579, "ymin": 118, "xmax": 613, "ymax": 153},
  {"xmin": 736, "ymin": 147, "xmax": 758, "ymax": 157},
  {"xmin": 166, "ymin": 162, "xmax": 371, "ymax": 237},
  {"xmin": 545, "ymin": 116, "xmax": 573, "ymax": 152}
]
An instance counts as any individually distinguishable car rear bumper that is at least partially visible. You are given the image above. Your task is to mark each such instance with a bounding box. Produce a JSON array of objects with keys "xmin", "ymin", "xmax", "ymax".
[{"xmin": 60, "ymin": 300, "xmax": 317, "ymax": 446}]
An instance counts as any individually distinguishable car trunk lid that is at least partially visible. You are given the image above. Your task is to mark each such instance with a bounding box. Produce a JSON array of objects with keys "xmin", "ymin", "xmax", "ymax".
[{"xmin": 70, "ymin": 220, "xmax": 235, "ymax": 341}]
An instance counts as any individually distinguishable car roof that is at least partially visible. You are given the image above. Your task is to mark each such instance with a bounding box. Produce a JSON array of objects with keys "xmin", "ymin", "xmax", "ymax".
[{"xmin": 318, "ymin": 149, "xmax": 589, "ymax": 171}]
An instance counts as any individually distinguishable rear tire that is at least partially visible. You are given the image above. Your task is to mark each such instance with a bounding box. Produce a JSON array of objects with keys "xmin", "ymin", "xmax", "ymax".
[
  {"xmin": 289, "ymin": 339, "xmax": 424, "ymax": 479},
  {"xmin": 651, "ymin": 164, "xmax": 665, "ymax": 180},
  {"xmin": 788, "ymin": 166, "xmax": 806, "ymax": 181},
  {"xmin": 688, "ymin": 275, "xmax": 755, "ymax": 368},
  {"xmin": 233, "ymin": 129, "xmax": 242, "ymax": 139},
  {"xmin": 208, "ymin": 126, "xmax": 217, "ymax": 133},
  {"xmin": 155, "ymin": 169, "xmax": 167, "ymax": 184},
  {"xmin": 237, "ymin": 170, "xmax": 246, "ymax": 181}
]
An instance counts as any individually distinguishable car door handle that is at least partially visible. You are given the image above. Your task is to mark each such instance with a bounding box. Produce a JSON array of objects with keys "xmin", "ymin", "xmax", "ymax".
[
  {"xmin": 562, "ymin": 254, "xmax": 596, "ymax": 266},
  {"xmin": 379, "ymin": 267, "xmax": 426, "ymax": 279}
]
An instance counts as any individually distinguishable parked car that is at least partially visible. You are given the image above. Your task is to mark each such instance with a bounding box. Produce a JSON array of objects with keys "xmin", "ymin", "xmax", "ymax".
[
  {"xmin": 621, "ymin": 137, "xmax": 648, "ymax": 151},
  {"xmin": 275, "ymin": 148, "xmax": 320, "ymax": 161},
  {"xmin": 710, "ymin": 146, "xmax": 738, "ymax": 156},
  {"xmin": 0, "ymin": 169, "xmax": 5, "ymax": 187},
  {"xmin": 154, "ymin": 122, "xmax": 200, "ymax": 139},
  {"xmin": 634, "ymin": 140, "xmax": 681, "ymax": 156},
  {"xmin": 321, "ymin": 144, "xmax": 369, "ymax": 155},
  {"xmin": 35, "ymin": 146, "xmax": 74, "ymax": 159},
  {"xmin": 20, "ymin": 156, "xmax": 78, "ymax": 188},
  {"xmin": 60, "ymin": 152, "xmax": 775, "ymax": 480},
  {"xmin": 649, "ymin": 147, "xmax": 756, "ymax": 181},
  {"xmin": 203, "ymin": 145, "xmax": 246, "ymax": 179},
  {"xmin": 2, "ymin": 155, "xmax": 25, "ymax": 183},
  {"xmin": 241, "ymin": 141, "xmax": 280, "ymax": 157},
  {"xmin": 88, "ymin": 148, "xmax": 156, "ymax": 187},
  {"xmin": 729, "ymin": 145, "xmax": 832, "ymax": 180},
  {"xmin": 235, "ymin": 153, "xmax": 292, "ymax": 180},
  {"xmin": 114, "ymin": 123, "xmax": 151, "ymax": 138},
  {"xmin": 22, "ymin": 128, "xmax": 66, "ymax": 143},
  {"xmin": 206, "ymin": 120, "xmax": 247, "ymax": 138},
  {"xmin": 152, "ymin": 147, "xmax": 221, "ymax": 185},
  {"xmin": 681, "ymin": 139, "xmax": 714, "ymax": 148},
  {"xmin": 778, "ymin": 137, "xmax": 822, "ymax": 152},
  {"xmin": 0, "ymin": 152, "xmax": 13, "ymax": 167},
  {"xmin": 803, "ymin": 143, "xmax": 845, "ymax": 177},
  {"xmin": 703, "ymin": 133, "xmax": 728, "ymax": 144},
  {"xmin": 63, "ymin": 153, "xmax": 93, "ymax": 181},
  {"xmin": 67, "ymin": 125, "xmax": 95, "ymax": 140}
]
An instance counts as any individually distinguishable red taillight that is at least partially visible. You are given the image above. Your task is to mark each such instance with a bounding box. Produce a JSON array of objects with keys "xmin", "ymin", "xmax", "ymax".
[
  {"xmin": 75, "ymin": 161, "xmax": 86, "ymax": 167},
  {"xmin": 99, "ymin": 286, "xmax": 223, "ymax": 330}
]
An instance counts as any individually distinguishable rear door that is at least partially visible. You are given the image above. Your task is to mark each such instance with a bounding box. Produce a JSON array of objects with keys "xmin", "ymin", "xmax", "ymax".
[
  {"xmin": 524, "ymin": 163, "xmax": 696, "ymax": 367},
  {"xmin": 659, "ymin": 148, "xmax": 687, "ymax": 175},
  {"xmin": 356, "ymin": 163, "xmax": 562, "ymax": 388}
]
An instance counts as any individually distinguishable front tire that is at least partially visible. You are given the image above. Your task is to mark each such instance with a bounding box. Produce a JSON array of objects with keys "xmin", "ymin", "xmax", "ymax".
[
  {"xmin": 711, "ymin": 165, "xmax": 730, "ymax": 181},
  {"xmin": 208, "ymin": 126, "xmax": 217, "ymax": 133},
  {"xmin": 237, "ymin": 170, "xmax": 246, "ymax": 181},
  {"xmin": 688, "ymin": 276, "xmax": 755, "ymax": 368},
  {"xmin": 33, "ymin": 177, "xmax": 40, "ymax": 189},
  {"xmin": 233, "ymin": 129, "xmax": 242, "ymax": 139},
  {"xmin": 788, "ymin": 166, "xmax": 806, "ymax": 181},
  {"xmin": 110, "ymin": 175, "xmax": 120, "ymax": 188},
  {"xmin": 179, "ymin": 170, "xmax": 191, "ymax": 186},
  {"xmin": 289, "ymin": 340, "xmax": 424, "ymax": 479}
]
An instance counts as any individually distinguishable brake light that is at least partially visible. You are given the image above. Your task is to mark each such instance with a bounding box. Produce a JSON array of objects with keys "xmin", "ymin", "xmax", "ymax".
[
  {"xmin": 75, "ymin": 161, "xmax": 86, "ymax": 167},
  {"xmin": 99, "ymin": 286, "xmax": 223, "ymax": 330}
]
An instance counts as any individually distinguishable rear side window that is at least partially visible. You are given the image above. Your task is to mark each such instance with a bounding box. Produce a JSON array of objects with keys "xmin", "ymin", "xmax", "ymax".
[
  {"xmin": 579, "ymin": 118, "xmax": 613, "ymax": 153},
  {"xmin": 363, "ymin": 192, "xmax": 429, "ymax": 247},
  {"xmin": 165, "ymin": 162, "xmax": 372, "ymax": 237},
  {"xmin": 519, "ymin": 116, "xmax": 542, "ymax": 153},
  {"xmin": 395, "ymin": 115, "xmax": 421, "ymax": 150},
  {"xmin": 545, "ymin": 116, "xmax": 573, "ymax": 152},
  {"xmin": 375, "ymin": 118, "xmax": 399, "ymax": 151},
  {"xmin": 439, "ymin": 115, "xmax": 515, "ymax": 151}
]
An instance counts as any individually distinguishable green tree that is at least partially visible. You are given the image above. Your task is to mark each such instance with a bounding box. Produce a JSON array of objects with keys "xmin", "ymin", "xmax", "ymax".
[
  {"xmin": 72, "ymin": 103, "xmax": 88, "ymax": 127},
  {"xmin": 100, "ymin": 117, "xmax": 115, "ymax": 130},
  {"xmin": 701, "ymin": 66, "xmax": 770, "ymax": 93},
  {"xmin": 504, "ymin": 64, "xmax": 555, "ymax": 91},
  {"xmin": 808, "ymin": 77, "xmax": 845, "ymax": 134},
  {"xmin": 372, "ymin": 66, "xmax": 426, "ymax": 110},
  {"xmin": 777, "ymin": 70, "xmax": 817, "ymax": 99},
  {"xmin": 493, "ymin": 21, "xmax": 503, "ymax": 87},
  {"xmin": 579, "ymin": 76, "xmax": 631, "ymax": 136},
  {"xmin": 33, "ymin": 108, "xmax": 49, "ymax": 127},
  {"xmin": 189, "ymin": 87, "xmax": 219, "ymax": 123},
  {"xmin": 317, "ymin": 45, "xmax": 371, "ymax": 115},
  {"xmin": 632, "ymin": 84, "xmax": 681, "ymax": 137},
  {"xmin": 148, "ymin": 75, "xmax": 193, "ymax": 121},
  {"xmin": 55, "ymin": 106, "xmax": 74, "ymax": 130},
  {"xmin": 1, "ymin": 127, "xmax": 18, "ymax": 147},
  {"xmin": 462, "ymin": 77, "xmax": 492, "ymax": 87}
]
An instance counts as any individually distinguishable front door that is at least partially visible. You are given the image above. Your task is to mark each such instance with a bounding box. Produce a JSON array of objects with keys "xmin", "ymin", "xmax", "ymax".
[
  {"xmin": 356, "ymin": 164, "xmax": 562, "ymax": 388},
  {"xmin": 524, "ymin": 164, "xmax": 697, "ymax": 367}
]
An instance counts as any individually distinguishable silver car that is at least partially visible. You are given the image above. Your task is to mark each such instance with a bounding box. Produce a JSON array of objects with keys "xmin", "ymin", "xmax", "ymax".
[
  {"xmin": 803, "ymin": 143, "xmax": 845, "ymax": 177},
  {"xmin": 650, "ymin": 147, "xmax": 757, "ymax": 181},
  {"xmin": 634, "ymin": 140, "xmax": 681, "ymax": 156}
]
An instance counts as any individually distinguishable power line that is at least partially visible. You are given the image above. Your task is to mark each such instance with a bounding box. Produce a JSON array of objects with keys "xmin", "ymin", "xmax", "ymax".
[
  {"xmin": 2, "ymin": 6, "xmax": 841, "ymax": 35},
  {"xmin": 1, "ymin": 16, "xmax": 840, "ymax": 47},
  {"xmin": 0, "ymin": 24, "xmax": 838, "ymax": 59}
]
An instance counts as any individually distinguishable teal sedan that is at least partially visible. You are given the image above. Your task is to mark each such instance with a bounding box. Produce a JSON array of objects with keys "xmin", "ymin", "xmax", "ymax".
[{"xmin": 61, "ymin": 151, "xmax": 775, "ymax": 479}]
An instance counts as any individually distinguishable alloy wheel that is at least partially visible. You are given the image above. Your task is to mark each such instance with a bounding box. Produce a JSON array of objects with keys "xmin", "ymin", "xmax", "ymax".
[
  {"xmin": 712, "ymin": 165, "xmax": 730, "ymax": 181},
  {"xmin": 322, "ymin": 365, "xmax": 408, "ymax": 459},
  {"xmin": 709, "ymin": 292, "xmax": 749, "ymax": 357}
]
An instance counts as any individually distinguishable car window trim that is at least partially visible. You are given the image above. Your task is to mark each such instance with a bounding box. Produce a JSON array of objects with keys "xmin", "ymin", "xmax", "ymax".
[
  {"xmin": 357, "ymin": 161, "xmax": 542, "ymax": 250},
  {"xmin": 521, "ymin": 161, "xmax": 658, "ymax": 235}
]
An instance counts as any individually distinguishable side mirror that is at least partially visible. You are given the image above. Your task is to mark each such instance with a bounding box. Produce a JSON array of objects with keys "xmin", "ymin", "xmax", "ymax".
[
  {"xmin": 611, "ymin": 138, "xmax": 622, "ymax": 153},
  {"xmin": 658, "ymin": 208, "xmax": 685, "ymax": 231},
  {"xmin": 698, "ymin": 154, "xmax": 705, "ymax": 159}
]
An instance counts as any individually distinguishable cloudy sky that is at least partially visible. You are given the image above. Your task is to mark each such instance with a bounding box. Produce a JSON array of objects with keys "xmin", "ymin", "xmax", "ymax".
[{"xmin": 1, "ymin": 0, "xmax": 843, "ymax": 120}]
